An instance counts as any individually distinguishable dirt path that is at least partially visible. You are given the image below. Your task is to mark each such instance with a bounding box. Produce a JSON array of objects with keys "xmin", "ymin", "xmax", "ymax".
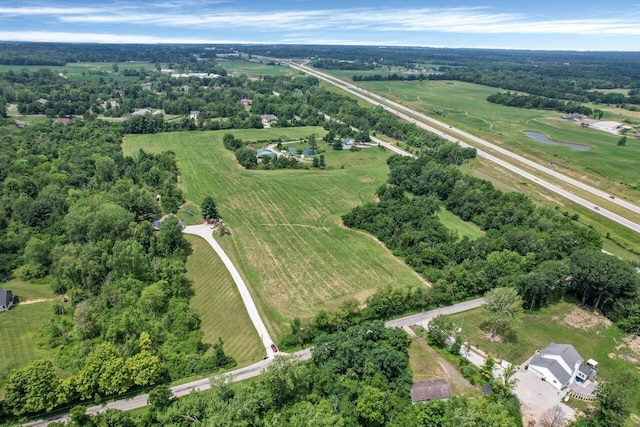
[{"xmin": 19, "ymin": 297, "xmax": 56, "ymax": 305}]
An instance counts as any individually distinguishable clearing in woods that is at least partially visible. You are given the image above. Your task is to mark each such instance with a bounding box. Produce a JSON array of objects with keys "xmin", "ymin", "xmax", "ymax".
[{"xmin": 123, "ymin": 127, "xmax": 426, "ymax": 340}]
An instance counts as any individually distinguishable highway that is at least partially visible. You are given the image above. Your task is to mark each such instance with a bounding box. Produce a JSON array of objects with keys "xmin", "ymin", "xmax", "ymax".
[
  {"xmin": 282, "ymin": 60, "xmax": 640, "ymax": 236},
  {"xmin": 25, "ymin": 299, "xmax": 481, "ymax": 426}
]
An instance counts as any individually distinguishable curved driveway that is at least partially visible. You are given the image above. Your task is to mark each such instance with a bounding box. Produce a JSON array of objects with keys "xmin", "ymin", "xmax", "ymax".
[
  {"xmin": 283, "ymin": 61, "xmax": 640, "ymax": 235},
  {"xmin": 183, "ymin": 224, "xmax": 275, "ymax": 358}
]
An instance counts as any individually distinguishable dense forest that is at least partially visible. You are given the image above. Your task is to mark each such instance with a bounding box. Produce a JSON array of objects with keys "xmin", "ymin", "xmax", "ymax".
[
  {"xmin": 0, "ymin": 119, "xmax": 235, "ymax": 419},
  {"xmin": 342, "ymin": 155, "xmax": 640, "ymax": 333}
]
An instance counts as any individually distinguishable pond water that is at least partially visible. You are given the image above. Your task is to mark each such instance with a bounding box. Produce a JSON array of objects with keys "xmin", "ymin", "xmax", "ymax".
[{"xmin": 524, "ymin": 131, "xmax": 591, "ymax": 151}]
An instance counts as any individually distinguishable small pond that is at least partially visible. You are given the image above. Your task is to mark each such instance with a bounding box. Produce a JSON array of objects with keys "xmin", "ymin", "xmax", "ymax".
[{"xmin": 524, "ymin": 131, "xmax": 591, "ymax": 151}]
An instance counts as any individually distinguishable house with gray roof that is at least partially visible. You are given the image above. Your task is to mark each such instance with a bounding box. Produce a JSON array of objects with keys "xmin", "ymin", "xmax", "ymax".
[
  {"xmin": 0, "ymin": 287, "xmax": 14, "ymax": 312},
  {"xmin": 528, "ymin": 343, "xmax": 595, "ymax": 390}
]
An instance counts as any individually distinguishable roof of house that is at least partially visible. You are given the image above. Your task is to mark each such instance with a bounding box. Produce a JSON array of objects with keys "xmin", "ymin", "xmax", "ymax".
[
  {"xmin": 410, "ymin": 379, "xmax": 453, "ymax": 402},
  {"xmin": 530, "ymin": 354, "xmax": 571, "ymax": 386},
  {"xmin": 530, "ymin": 343, "xmax": 584, "ymax": 387},
  {"xmin": 256, "ymin": 148, "xmax": 276, "ymax": 157},
  {"xmin": 0, "ymin": 288, "xmax": 13, "ymax": 307},
  {"xmin": 261, "ymin": 114, "xmax": 278, "ymax": 122},
  {"xmin": 542, "ymin": 343, "xmax": 583, "ymax": 370},
  {"xmin": 578, "ymin": 364, "xmax": 597, "ymax": 379}
]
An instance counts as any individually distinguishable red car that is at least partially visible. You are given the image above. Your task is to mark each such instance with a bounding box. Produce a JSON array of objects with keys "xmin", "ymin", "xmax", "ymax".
[{"xmin": 270, "ymin": 343, "xmax": 278, "ymax": 353}]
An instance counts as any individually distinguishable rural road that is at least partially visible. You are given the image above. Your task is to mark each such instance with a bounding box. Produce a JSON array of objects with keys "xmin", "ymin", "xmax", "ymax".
[
  {"xmin": 183, "ymin": 224, "xmax": 275, "ymax": 358},
  {"xmin": 282, "ymin": 60, "xmax": 640, "ymax": 236},
  {"xmin": 25, "ymin": 299, "xmax": 482, "ymax": 426}
]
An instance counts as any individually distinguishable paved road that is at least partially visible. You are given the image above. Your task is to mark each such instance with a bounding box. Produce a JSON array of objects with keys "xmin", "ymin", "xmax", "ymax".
[
  {"xmin": 283, "ymin": 60, "xmax": 640, "ymax": 235},
  {"xmin": 25, "ymin": 299, "xmax": 481, "ymax": 426},
  {"xmin": 386, "ymin": 298, "xmax": 485, "ymax": 328},
  {"xmin": 183, "ymin": 224, "xmax": 275, "ymax": 358}
]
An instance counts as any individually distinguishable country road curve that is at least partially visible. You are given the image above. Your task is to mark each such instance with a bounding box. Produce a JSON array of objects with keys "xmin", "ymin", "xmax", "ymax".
[
  {"xmin": 24, "ymin": 299, "xmax": 483, "ymax": 426},
  {"xmin": 183, "ymin": 224, "xmax": 275, "ymax": 358},
  {"xmin": 282, "ymin": 60, "xmax": 640, "ymax": 236}
]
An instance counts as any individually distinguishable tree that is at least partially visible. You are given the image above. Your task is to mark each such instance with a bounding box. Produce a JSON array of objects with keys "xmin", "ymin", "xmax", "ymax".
[
  {"xmin": 4, "ymin": 360, "xmax": 62, "ymax": 415},
  {"xmin": 617, "ymin": 136, "xmax": 627, "ymax": 146},
  {"xmin": 308, "ymin": 133, "xmax": 318, "ymax": 151},
  {"xmin": 201, "ymin": 196, "xmax": 219, "ymax": 220},
  {"xmin": 148, "ymin": 385, "xmax": 174, "ymax": 411},
  {"xmin": 593, "ymin": 380, "xmax": 631, "ymax": 427},
  {"xmin": 319, "ymin": 154, "xmax": 326, "ymax": 169},
  {"xmin": 483, "ymin": 287, "xmax": 523, "ymax": 339},
  {"xmin": 539, "ymin": 405, "xmax": 568, "ymax": 427},
  {"xmin": 427, "ymin": 314, "xmax": 454, "ymax": 347},
  {"xmin": 356, "ymin": 386, "xmax": 390, "ymax": 426}
]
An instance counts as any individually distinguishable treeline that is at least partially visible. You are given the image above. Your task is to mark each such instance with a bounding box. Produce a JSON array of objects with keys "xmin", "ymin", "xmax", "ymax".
[
  {"xmin": 0, "ymin": 120, "xmax": 234, "ymax": 418},
  {"xmin": 342, "ymin": 155, "xmax": 640, "ymax": 332},
  {"xmin": 0, "ymin": 42, "xmax": 239, "ymax": 66},
  {"xmin": 38, "ymin": 322, "xmax": 522, "ymax": 427},
  {"xmin": 310, "ymin": 59, "xmax": 376, "ymax": 70},
  {"xmin": 306, "ymin": 87, "xmax": 476, "ymax": 164},
  {"xmin": 352, "ymin": 73, "xmax": 430, "ymax": 82},
  {"xmin": 487, "ymin": 91, "xmax": 596, "ymax": 117}
]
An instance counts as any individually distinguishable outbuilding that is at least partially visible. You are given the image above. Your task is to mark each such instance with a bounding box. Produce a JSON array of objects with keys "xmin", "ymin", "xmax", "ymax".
[{"xmin": 0, "ymin": 287, "xmax": 14, "ymax": 312}]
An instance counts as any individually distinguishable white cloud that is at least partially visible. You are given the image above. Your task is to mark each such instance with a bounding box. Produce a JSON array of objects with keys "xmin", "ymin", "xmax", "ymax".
[
  {"xmin": 44, "ymin": 6, "xmax": 640, "ymax": 36},
  {"xmin": 0, "ymin": 31, "xmax": 253, "ymax": 44}
]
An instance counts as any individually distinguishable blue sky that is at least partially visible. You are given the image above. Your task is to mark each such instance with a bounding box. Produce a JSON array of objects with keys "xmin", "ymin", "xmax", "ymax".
[{"xmin": 2, "ymin": 1, "xmax": 640, "ymax": 50}]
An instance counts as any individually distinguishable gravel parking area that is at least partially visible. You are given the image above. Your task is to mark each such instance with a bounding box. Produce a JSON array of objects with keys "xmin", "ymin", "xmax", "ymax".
[{"xmin": 513, "ymin": 361, "xmax": 575, "ymax": 426}]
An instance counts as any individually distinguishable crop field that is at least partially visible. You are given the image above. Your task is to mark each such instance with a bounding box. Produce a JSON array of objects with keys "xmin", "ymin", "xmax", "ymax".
[
  {"xmin": 350, "ymin": 79, "xmax": 640, "ymax": 190},
  {"xmin": 123, "ymin": 128, "xmax": 426, "ymax": 339},
  {"xmin": 185, "ymin": 235, "xmax": 265, "ymax": 366},
  {"xmin": 448, "ymin": 301, "xmax": 640, "ymax": 416}
]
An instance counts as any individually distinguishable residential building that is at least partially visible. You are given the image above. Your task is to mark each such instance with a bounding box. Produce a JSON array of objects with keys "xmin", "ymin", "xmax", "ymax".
[{"xmin": 0, "ymin": 287, "xmax": 14, "ymax": 312}]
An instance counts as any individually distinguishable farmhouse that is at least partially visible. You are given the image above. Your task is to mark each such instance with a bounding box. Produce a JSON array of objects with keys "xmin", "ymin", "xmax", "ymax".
[
  {"xmin": 341, "ymin": 137, "xmax": 355, "ymax": 149},
  {"xmin": 527, "ymin": 343, "xmax": 596, "ymax": 390},
  {"xmin": 410, "ymin": 379, "xmax": 454, "ymax": 403},
  {"xmin": 190, "ymin": 110, "xmax": 200, "ymax": 122},
  {"xmin": 256, "ymin": 148, "xmax": 277, "ymax": 161},
  {"xmin": 0, "ymin": 287, "xmax": 14, "ymax": 312},
  {"xmin": 240, "ymin": 98, "xmax": 253, "ymax": 106}
]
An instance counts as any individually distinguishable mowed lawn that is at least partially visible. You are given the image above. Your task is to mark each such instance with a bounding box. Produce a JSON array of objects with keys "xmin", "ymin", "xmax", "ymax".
[
  {"xmin": 123, "ymin": 128, "xmax": 426, "ymax": 339},
  {"xmin": 357, "ymin": 79, "xmax": 640, "ymax": 189},
  {"xmin": 0, "ymin": 301, "xmax": 58, "ymax": 379},
  {"xmin": 185, "ymin": 235, "xmax": 264, "ymax": 366},
  {"xmin": 448, "ymin": 301, "xmax": 640, "ymax": 416}
]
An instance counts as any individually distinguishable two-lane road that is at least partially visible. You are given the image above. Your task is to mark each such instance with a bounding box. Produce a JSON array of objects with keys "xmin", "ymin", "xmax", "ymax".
[{"xmin": 25, "ymin": 299, "xmax": 482, "ymax": 426}]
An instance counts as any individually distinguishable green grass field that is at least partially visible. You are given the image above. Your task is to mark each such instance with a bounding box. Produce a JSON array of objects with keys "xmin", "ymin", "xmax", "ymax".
[
  {"xmin": 219, "ymin": 60, "xmax": 294, "ymax": 78},
  {"xmin": 0, "ymin": 62, "xmax": 158, "ymax": 82},
  {"xmin": 3, "ymin": 278, "xmax": 56, "ymax": 302},
  {"xmin": 437, "ymin": 207, "xmax": 484, "ymax": 240},
  {"xmin": 0, "ymin": 301, "xmax": 58, "ymax": 385},
  {"xmin": 349, "ymin": 79, "xmax": 640, "ymax": 190},
  {"xmin": 185, "ymin": 235, "xmax": 265, "ymax": 366},
  {"xmin": 123, "ymin": 128, "xmax": 426, "ymax": 339},
  {"xmin": 448, "ymin": 301, "xmax": 640, "ymax": 417}
]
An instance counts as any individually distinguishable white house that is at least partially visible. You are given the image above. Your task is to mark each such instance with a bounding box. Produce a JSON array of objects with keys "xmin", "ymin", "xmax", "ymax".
[
  {"xmin": 0, "ymin": 287, "xmax": 14, "ymax": 312},
  {"xmin": 528, "ymin": 343, "xmax": 596, "ymax": 390}
]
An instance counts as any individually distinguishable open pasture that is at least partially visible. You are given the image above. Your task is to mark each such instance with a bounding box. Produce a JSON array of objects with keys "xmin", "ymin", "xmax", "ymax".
[
  {"xmin": 219, "ymin": 60, "xmax": 294, "ymax": 77},
  {"xmin": 355, "ymin": 79, "xmax": 640, "ymax": 190},
  {"xmin": 123, "ymin": 128, "xmax": 426, "ymax": 339}
]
